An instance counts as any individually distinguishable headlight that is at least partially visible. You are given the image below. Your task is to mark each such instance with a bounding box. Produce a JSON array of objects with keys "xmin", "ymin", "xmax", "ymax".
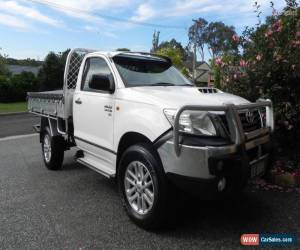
[{"xmin": 163, "ymin": 109, "xmax": 217, "ymax": 136}]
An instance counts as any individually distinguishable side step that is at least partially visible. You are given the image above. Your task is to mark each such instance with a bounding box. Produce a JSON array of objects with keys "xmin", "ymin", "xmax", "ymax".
[{"xmin": 76, "ymin": 157, "xmax": 115, "ymax": 179}]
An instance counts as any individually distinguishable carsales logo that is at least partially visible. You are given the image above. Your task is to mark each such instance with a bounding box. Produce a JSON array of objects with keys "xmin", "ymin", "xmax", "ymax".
[
  {"xmin": 240, "ymin": 234, "xmax": 259, "ymax": 246},
  {"xmin": 240, "ymin": 233, "xmax": 296, "ymax": 246}
]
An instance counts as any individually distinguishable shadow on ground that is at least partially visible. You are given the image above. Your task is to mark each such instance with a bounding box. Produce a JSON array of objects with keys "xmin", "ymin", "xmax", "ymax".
[{"xmin": 61, "ymin": 154, "xmax": 291, "ymax": 240}]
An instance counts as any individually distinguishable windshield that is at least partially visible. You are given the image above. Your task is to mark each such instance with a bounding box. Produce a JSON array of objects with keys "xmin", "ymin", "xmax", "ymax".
[{"xmin": 113, "ymin": 54, "xmax": 193, "ymax": 87}]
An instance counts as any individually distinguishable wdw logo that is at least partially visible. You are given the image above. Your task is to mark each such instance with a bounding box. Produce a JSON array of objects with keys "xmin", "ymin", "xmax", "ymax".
[
  {"xmin": 240, "ymin": 234, "xmax": 259, "ymax": 246},
  {"xmin": 240, "ymin": 233, "xmax": 296, "ymax": 246}
]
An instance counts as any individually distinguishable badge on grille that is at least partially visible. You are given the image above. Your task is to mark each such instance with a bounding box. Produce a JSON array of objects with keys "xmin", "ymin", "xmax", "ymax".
[{"xmin": 246, "ymin": 111, "xmax": 255, "ymax": 124}]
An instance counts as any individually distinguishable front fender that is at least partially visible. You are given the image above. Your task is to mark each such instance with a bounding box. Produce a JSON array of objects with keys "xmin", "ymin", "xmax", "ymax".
[{"xmin": 113, "ymin": 100, "xmax": 171, "ymax": 151}]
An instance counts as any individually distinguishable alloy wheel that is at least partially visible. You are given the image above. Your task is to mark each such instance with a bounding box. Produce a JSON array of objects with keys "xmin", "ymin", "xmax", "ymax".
[
  {"xmin": 124, "ymin": 161, "xmax": 155, "ymax": 215},
  {"xmin": 43, "ymin": 135, "xmax": 52, "ymax": 163}
]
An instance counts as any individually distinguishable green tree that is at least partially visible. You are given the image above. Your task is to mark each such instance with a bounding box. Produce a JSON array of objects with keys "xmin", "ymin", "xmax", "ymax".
[
  {"xmin": 0, "ymin": 53, "xmax": 9, "ymax": 76},
  {"xmin": 155, "ymin": 39, "xmax": 190, "ymax": 76},
  {"xmin": 202, "ymin": 22, "xmax": 238, "ymax": 87},
  {"xmin": 156, "ymin": 39, "xmax": 187, "ymax": 58},
  {"xmin": 38, "ymin": 49, "xmax": 70, "ymax": 91},
  {"xmin": 188, "ymin": 18, "xmax": 208, "ymax": 61},
  {"xmin": 10, "ymin": 72, "xmax": 38, "ymax": 101},
  {"xmin": 151, "ymin": 30, "xmax": 160, "ymax": 53},
  {"xmin": 204, "ymin": 22, "xmax": 238, "ymax": 58},
  {"xmin": 156, "ymin": 43, "xmax": 188, "ymax": 76},
  {"xmin": 6, "ymin": 58, "xmax": 42, "ymax": 67},
  {"xmin": 0, "ymin": 75, "xmax": 10, "ymax": 102}
]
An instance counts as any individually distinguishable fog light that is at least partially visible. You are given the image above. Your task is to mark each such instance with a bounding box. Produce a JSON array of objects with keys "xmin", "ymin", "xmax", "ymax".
[{"xmin": 217, "ymin": 177, "xmax": 226, "ymax": 192}]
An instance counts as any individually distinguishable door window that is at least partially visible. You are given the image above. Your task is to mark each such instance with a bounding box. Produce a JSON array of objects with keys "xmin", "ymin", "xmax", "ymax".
[{"xmin": 81, "ymin": 57, "xmax": 112, "ymax": 92}]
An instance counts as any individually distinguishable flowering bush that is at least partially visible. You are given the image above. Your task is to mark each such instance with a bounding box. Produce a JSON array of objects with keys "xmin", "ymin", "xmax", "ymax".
[{"xmin": 214, "ymin": 2, "xmax": 300, "ymax": 159}]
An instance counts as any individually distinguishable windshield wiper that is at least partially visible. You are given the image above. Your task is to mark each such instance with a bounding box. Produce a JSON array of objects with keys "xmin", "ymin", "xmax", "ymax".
[{"xmin": 150, "ymin": 82, "xmax": 175, "ymax": 86}]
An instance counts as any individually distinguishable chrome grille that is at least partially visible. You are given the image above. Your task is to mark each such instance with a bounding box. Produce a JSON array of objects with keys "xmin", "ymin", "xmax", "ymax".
[
  {"xmin": 219, "ymin": 109, "xmax": 262, "ymax": 134},
  {"xmin": 239, "ymin": 110, "xmax": 262, "ymax": 132}
]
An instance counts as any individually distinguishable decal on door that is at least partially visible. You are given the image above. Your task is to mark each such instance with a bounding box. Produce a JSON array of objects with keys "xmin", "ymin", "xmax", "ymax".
[{"xmin": 104, "ymin": 105, "xmax": 113, "ymax": 116}]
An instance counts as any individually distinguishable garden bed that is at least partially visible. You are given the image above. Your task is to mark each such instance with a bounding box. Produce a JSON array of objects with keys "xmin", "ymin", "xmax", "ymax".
[{"xmin": 250, "ymin": 160, "xmax": 300, "ymax": 193}]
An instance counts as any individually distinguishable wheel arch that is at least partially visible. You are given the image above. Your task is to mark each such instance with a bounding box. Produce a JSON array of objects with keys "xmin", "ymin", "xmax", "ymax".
[
  {"xmin": 116, "ymin": 131, "xmax": 167, "ymax": 179},
  {"xmin": 40, "ymin": 117, "xmax": 49, "ymax": 142},
  {"xmin": 117, "ymin": 132, "xmax": 152, "ymax": 167},
  {"xmin": 40, "ymin": 117, "xmax": 60, "ymax": 143}
]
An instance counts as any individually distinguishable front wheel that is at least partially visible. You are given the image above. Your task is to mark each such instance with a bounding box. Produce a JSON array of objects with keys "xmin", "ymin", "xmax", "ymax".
[
  {"xmin": 41, "ymin": 127, "xmax": 64, "ymax": 170},
  {"xmin": 118, "ymin": 143, "xmax": 169, "ymax": 229}
]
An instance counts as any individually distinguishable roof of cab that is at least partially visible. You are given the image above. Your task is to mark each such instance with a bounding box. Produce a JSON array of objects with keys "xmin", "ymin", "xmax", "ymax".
[{"xmin": 87, "ymin": 51, "xmax": 168, "ymax": 61}]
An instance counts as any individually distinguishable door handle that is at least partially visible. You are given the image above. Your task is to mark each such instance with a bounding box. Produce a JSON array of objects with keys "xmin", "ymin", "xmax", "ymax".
[{"xmin": 75, "ymin": 98, "xmax": 82, "ymax": 104}]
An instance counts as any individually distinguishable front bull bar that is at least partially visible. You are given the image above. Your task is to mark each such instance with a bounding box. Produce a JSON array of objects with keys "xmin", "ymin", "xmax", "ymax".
[{"xmin": 173, "ymin": 99, "xmax": 274, "ymax": 156}]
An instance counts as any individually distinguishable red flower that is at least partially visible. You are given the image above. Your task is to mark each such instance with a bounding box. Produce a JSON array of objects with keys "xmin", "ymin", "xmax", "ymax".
[
  {"xmin": 265, "ymin": 29, "xmax": 273, "ymax": 37},
  {"xmin": 232, "ymin": 34, "xmax": 239, "ymax": 42},
  {"xmin": 215, "ymin": 57, "xmax": 222, "ymax": 66},
  {"xmin": 256, "ymin": 54, "xmax": 262, "ymax": 61},
  {"xmin": 291, "ymin": 40, "xmax": 300, "ymax": 47},
  {"xmin": 272, "ymin": 19, "xmax": 283, "ymax": 33},
  {"xmin": 239, "ymin": 59, "xmax": 248, "ymax": 68}
]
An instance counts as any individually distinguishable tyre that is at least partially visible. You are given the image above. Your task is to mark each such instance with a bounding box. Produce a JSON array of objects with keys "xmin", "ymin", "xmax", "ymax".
[
  {"xmin": 118, "ymin": 143, "xmax": 168, "ymax": 229},
  {"xmin": 41, "ymin": 126, "xmax": 64, "ymax": 170}
]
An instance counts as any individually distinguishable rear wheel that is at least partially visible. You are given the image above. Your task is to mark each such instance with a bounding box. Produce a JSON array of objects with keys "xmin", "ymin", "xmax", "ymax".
[
  {"xmin": 41, "ymin": 127, "xmax": 64, "ymax": 170},
  {"xmin": 118, "ymin": 143, "xmax": 169, "ymax": 229}
]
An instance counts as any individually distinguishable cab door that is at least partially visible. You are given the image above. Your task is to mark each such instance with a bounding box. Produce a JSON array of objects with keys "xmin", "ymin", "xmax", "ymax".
[{"xmin": 73, "ymin": 56, "xmax": 116, "ymax": 171}]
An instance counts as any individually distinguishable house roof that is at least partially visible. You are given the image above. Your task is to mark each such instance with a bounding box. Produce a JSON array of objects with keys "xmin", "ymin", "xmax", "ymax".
[
  {"xmin": 194, "ymin": 61, "xmax": 211, "ymax": 83},
  {"xmin": 184, "ymin": 60, "xmax": 210, "ymax": 71},
  {"xmin": 196, "ymin": 61, "xmax": 210, "ymax": 69}
]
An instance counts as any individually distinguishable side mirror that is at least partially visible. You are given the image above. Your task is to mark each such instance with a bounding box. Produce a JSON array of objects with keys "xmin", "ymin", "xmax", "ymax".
[{"xmin": 89, "ymin": 74, "xmax": 115, "ymax": 93}]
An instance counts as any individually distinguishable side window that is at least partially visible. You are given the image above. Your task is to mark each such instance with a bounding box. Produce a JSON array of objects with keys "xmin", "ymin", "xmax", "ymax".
[{"xmin": 81, "ymin": 57, "xmax": 112, "ymax": 92}]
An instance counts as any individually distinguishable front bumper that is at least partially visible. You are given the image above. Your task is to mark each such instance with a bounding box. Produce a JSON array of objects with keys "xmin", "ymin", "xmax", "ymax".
[
  {"xmin": 157, "ymin": 100, "xmax": 274, "ymax": 195},
  {"xmin": 157, "ymin": 101, "xmax": 274, "ymax": 194},
  {"xmin": 157, "ymin": 130, "xmax": 272, "ymax": 195}
]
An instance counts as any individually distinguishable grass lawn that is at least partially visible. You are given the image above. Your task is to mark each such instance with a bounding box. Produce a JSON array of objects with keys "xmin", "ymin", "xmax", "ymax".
[{"xmin": 0, "ymin": 102, "xmax": 27, "ymax": 113}]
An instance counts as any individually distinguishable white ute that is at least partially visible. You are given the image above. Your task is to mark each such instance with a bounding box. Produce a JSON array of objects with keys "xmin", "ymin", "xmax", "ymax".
[{"xmin": 28, "ymin": 48, "xmax": 274, "ymax": 228}]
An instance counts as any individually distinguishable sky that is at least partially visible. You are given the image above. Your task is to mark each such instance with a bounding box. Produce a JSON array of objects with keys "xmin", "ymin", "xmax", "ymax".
[{"xmin": 0, "ymin": 0, "xmax": 287, "ymax": 60}]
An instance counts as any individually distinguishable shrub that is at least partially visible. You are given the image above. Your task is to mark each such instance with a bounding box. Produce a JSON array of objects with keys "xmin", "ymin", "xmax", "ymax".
[
  {"xmin": 214, "ymin": 2, "xmax": 300, "ymax": 158},
  {"xmin": 0, "ymin": 75, "xmax": 10, "ymax": 102},
  {"xmin": 0, "ymin": 53, "xmax": 9, "ymax": 76},
  {"xmin": 37, "ymin": 50, "xmax": 69, "ymax": 91},
  {"xmin": 0, "ymin": 72, "xmax": 38, "ymax": 102}
]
